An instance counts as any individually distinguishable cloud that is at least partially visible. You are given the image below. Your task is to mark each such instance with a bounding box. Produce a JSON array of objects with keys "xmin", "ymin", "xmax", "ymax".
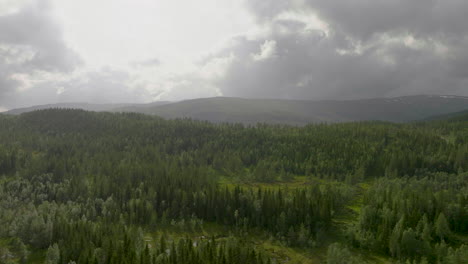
[
  {"xmin": 2, "ymin": 0, "xmax": 468, "ymax": 109},
  {"xmin": 6, "ymin": 68, "xmax": 153, "ymax": 107},
  {"xmin": 244, "ymin": 0, "xmax": 292, "ymax": 22},
  {"xmin": 252, "ymin": 40, "xmax": 277, "ymax": 61},
  {"xmin": 158, "ymin": 75, "xmax": 221, "ymax": 101},
  {"xmin": 190, "ymin": 0, "xmax": 468, "ymax": 100},
  {"xmin": 131, "ymin": 58, "xmax": 161, "ymax": 68},
  {"xmin": 304, "ymin": 0, "xmax": 468, "ymax": 41},
  {"xmin": 0, "ymin": 64, "xmax": 20, "ymax": 102},
  {"xmin": 0, "ymin": 0, "xmax": 81, "ymax": 107},
  {"xmin": 156, "ymin": 54, "xmax": 235, "ymax": 101},
  {"xmin": 0, "ymin": 0, "xmax": 80, "ymax": 72},
  {"xmin": 57, "ymin": 68, "xmax": 151, "ymax": 104}
]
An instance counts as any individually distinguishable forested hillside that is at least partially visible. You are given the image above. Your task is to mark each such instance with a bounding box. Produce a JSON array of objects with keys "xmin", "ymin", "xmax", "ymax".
[{"xmin": 0, "ymin": 109, "xmax": 466, "ymax": 264}]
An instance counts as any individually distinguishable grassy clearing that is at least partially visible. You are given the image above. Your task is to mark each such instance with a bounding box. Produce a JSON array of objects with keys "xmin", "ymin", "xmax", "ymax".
[
  {"xmin": 218, "ymin": 176, "xmax": 397, "ymax": 263},
  {"xmin": 26, "ymin": 250, "xmax": 46, "ymax": 264},
  {"xmin": 260, "ymin": 241, "xmax": 322, "ymax": 264},
  {"xmin": 219, "ymin": 175, "xmax": 331, "ymax": 191},
  {"xmin": 143, "ymin": 222, "xmax": 327, "ymax": 263},
  {"xmin": 1, "ymin": 238, "xmax": 45, "ymax": 264}
]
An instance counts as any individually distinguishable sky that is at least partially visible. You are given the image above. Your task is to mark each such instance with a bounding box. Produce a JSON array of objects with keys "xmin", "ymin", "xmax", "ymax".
[{"xmin": 1, "ymin": 0, "xmax": 468, "ymax": 110}]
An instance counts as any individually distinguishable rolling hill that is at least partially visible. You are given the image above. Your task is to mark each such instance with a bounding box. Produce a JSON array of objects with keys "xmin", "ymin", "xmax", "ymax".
[
  {"xmin": 4, "ymin": 101, "xmax": 170, "ymax": 115},
  {"xmin": 4, "ymin": 95, "xmax": 468, "ymax": 125},
  {"xmin": 3, "ymin": 102, "xmax": 131, "ymax": 115}
]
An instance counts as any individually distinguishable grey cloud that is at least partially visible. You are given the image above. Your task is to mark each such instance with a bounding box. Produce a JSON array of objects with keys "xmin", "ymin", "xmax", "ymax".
[
  {"xmin": 304, "ymin": 0, "xmax": 468, "ymax": 41},
  {"xmin": 0, "ymin": 65, "xmax": 19, "ymax": 102},
  {"xmin": 3, "ymin": 0, "xmax": 468, "ymax": 108},
  {"xmin": 5, "ymin": 80, "xmax": 59, "ymax": 109},
  {"xmin": 131, "ymin": 58, "xmax": 161, "ymax": 68},
  {"xmin": 201, "ymin": 0, "xmax": 468, "ymax": 100},
  {"xmin": 4, "ymin": 69, "xmax": 151, "ymax": 109},
  {"xmin": 247, "ymin": 0, "xmax": 468, "ymax": 40},
  {"xmin": 0, "ymin": 0, "xmax": 80, "ymax": 107},
  {"xmin": 57, "ymin": 69, "xmax": 151, "ymax": 104},
  {"xmin": 245, "ymin": 0, "xmax": 291, "ymax": 22},
  {"xmin": 0, "ymin": 0, "xmax": 80, "ymax": 72},
  {"xmin": 206, "ymin": 13, "xmax": 468, "ymax": 100},
  {"xmin": 160, "ymin": 75, "xmax": 221, "ymax": 101},
  {"xmin": 0, "ymin": 0, "xmax": 149, "ymax": 109}
]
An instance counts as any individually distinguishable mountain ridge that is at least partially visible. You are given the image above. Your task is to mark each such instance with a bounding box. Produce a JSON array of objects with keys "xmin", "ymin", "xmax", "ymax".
[{"xmin": 3, "ymin": 95, "xmax": 468, "ymax": 125}]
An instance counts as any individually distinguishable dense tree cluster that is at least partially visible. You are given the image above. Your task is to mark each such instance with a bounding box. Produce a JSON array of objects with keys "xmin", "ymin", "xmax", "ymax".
[
  {"xmin": 3, "ymin": 109, "xmax": 465, "ymax": 182},
  {"xmin": 348, "ymin": 172, "xmax": 467, "ymax": 263}
]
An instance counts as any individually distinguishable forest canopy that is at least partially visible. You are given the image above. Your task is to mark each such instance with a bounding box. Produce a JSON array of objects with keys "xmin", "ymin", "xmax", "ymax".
[{"xmin": 0, "ymin": 109, "xmax": 467, "ymax": 264}]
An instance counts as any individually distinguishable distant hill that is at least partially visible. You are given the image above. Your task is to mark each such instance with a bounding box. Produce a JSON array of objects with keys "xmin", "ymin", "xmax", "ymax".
[
  {"xmin": 4, "ymin": 102, "xmax": 170, "ymax": 115},
  {"xmin": 113, "ymin": 95, "xmax": 468, "ymax": 125},
  {"xmin": 4, "ymin": 95, "xmax": 468, "ymax": 125},
  {"xmin": 422, "ymin": 109, "xmax": 468, "ymax": 122},
  {"xmin": 111, "ymin": 101, "xmax": 172, "ymax": 113},
  {"xmin": 4, "ymin": 103, "xmax": 132, "ymax": 115}
]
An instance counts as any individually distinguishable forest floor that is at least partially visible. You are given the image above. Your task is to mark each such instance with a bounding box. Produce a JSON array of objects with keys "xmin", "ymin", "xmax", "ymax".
[
  {"xmin": 145, "ymin": 222, "xmax": 326, "ymax": 264},
  {"xmin": 332, "ymin": 181, "xmax": 394, "ymax": 264}
]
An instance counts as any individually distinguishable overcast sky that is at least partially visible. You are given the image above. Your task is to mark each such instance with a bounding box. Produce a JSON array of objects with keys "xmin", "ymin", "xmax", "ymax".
[{"xmin": 1, "ymin": 0, "xmax": 468, "ymax": 110}]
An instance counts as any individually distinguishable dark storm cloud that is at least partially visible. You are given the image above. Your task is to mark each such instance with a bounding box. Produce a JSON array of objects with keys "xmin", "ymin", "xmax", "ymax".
[
  {"xmin": 0, "ymin": 0, "xmax": 80, "ymax": 106},
  {"xmin": 211, "ymin": 0, "xmax": 468, "ymax": 99}
]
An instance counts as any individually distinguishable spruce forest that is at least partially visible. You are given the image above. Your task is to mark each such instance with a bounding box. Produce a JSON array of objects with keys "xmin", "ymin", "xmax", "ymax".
[{"xmin": 0, "ymin": 109, "xmax": 467, "ymax": 264}]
